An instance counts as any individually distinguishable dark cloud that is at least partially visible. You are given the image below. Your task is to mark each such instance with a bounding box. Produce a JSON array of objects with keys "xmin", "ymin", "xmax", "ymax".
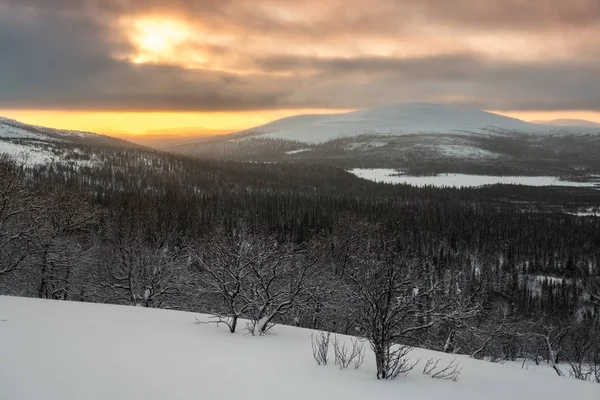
[
  {"xmin": 0, "ymin": 0, "xmax": 599, "ymax": 112},
  {"xmin": 10, "ymin": 0, "xmax": 595, "ymax": 35}
]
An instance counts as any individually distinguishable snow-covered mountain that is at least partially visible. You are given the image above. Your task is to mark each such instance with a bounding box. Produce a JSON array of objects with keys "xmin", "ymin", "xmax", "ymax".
[
  {"xmin": 165, "ymin": 104, "xmax": 600, "ymax": 176},
  {"xmin": 233, "ymin": 103, "xmax": 595, "ymax": 144},
  {"xmin": 0, "ymin": 116, "xmax": 133, "ymax": 166},
  {"xmin": 0, "ymin": 116, "xmax": 110, "ymax": 141}
]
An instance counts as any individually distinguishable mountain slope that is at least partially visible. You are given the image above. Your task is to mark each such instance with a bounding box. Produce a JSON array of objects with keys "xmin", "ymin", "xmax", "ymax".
[
  {"xmin": 0, "ymin": 116, "xmax": 129, "ymax": 145},
  {"xmin": 0, "ymin": 116, "xmax": 136, "ymax": 165},
  {"xmin": 164, "ymin": 104, "xmax": 600, "ymax": 176},
  {"xmin": 231, "ymin": 103, "xmax": 586, "ymax": 144},
  {"xmin": 1, "ymin": 296, "xmax": 598, "ymax": 400}
]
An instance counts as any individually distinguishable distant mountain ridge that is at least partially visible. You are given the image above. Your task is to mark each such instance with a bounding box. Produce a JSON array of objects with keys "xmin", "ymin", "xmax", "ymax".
[
  {"xmin": 224, "ymin": 103, "xmax": 596, "ymax": 144},
  {"xmin": 531, "ymin": 119, "xmax": 600, "ymax": 128},
  {"xmin": 164, "ymin": 103, "xmax": 600, "ymax": 176},
  {"xmin": 3, "ymin": 105, "xmax": 600, "ymax": 178}
]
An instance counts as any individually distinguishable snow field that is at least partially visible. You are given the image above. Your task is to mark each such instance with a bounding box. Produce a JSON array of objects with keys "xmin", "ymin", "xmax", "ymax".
[
  {"xmin": 0, "ymin": 296, "xmax": 598, "ymax": 400},
  {"xmin": 349, "ymin": 169, "xmax": 600, "ymax": 188}
]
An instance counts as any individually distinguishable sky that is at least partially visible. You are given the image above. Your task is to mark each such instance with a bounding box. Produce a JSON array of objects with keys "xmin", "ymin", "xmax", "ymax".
[{"xmin": 0, "ymin": 0, "xmax": 599, "ymax": 136}]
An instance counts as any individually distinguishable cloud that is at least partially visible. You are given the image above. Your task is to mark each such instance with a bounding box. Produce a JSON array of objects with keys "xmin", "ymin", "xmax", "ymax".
[{"xmin": 0, "ymin": 0, "xmax": 599, "ymax": 112}]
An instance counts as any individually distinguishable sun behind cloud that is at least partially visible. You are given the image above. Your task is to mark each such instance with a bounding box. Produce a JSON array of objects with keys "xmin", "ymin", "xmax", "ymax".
[{"xmin": 130, "ymin": 18, "xmax": 192, "ymax": 64}]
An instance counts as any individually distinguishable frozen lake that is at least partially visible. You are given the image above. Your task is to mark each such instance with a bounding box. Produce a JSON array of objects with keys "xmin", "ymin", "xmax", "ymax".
[{"xmin": 349, "ymin": 169, "xmax": 600, "ymax": 188}]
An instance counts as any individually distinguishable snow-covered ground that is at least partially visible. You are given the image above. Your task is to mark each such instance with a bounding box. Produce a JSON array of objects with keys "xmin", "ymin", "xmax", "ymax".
[
  {"xmin": 567, "ymin": 212, "xmax": 600, "ymax": 217},
  {"xmin": 434, "ymin": 144, "xmax": 502, "ymax": 160},
  {"xmin": 349, "ymin": 169, "xmax": 600, "ymax": 188},
  {"xmin": 285, "ymin": 148, "xmax": 312, "ymax": 155},
  {"xmin": 0, "ymin": 115, "xmax": 111, "ymax": 167},
  {"xmin": 565, "ymin": 208, "xmax": 600, "ymax": 217},
  {"xmin": 0, "ymin": 120, "xmax": 48, "ymax": 140},
  {"xmin": 344, "ymin": 141, "xmax": 388, "ymax": 151},
  {"xmin": 0, "ymin": 140, "xmax": 101, "ymax": 168},
  {"xmin": 0, "ymin": 140, "xmax": 57, "ymax": 165},
  {"xmin": 236, "ymin": 103, "xmax": 596, "ymax": 144},
  {"xmin": 0, "ymin": 296, "xmax": 597, "ymax": 400}
]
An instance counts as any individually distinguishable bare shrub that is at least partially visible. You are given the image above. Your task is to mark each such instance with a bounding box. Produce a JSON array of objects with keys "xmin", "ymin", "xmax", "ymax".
[
  {"xmin": 524, "ymin": 320, "xmax": 571, "ymax": 377},
  {"xmin": 487, "ymin": 355, "xmax": 506, "ymax": 364},
  {"xmin": 311, "ymin": 331, "xmax": 331, "ymax": 366},
  {"xmin": 569, "ymin": 361, "xmax": 600, "ymax": 383},
  {"xmin": 423, "ymin": 358, "xmax": 463, "ymax": 381},
  {"xmin": 594, "ymin": 359, "xmax": 600, "ymax": 383},
  {"xmin": 353, "ymin": 340, "xmax": 367, "ymax": 370},
  {"xmin": 593, "ymin": 363, "xmax": 600, "ymax": 383},
  {"xmin": 385, "ymin": 344, "xmax": 420, "ymax": 380},
  {"xmin": 569, "ymin": 361, "xmax": 592, "ymax": 381},
  {"xmin": 246, "ymin": 318, "xmax": 276, "ymax": 336},
  {"xmin": 332, "ymin": 335, "xmax": 366, "ymax": 369}
]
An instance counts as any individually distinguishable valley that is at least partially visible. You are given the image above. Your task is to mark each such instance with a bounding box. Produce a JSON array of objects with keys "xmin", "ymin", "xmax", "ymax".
[
  {"xmin": 1, "ymin": 104, "xmax": 599, "ymax": 397},
  {"xmin": 161, "ymin": 105, "xmax": 600, "ymax": 180}
]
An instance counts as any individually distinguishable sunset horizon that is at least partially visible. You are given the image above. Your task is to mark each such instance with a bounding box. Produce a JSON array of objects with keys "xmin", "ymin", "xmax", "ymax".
[
  {"xmin": 2, "ymin": 107, "xmax": 600, "ymax": 138},
  {"xmin": 1, "ymin": 0, "xmax": 599, "ymax": 137}
]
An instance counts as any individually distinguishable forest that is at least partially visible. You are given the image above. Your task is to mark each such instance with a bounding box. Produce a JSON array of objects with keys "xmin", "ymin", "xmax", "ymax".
[{"xmin": 1, "ymin": 146, "xmax": 599, "ymax": 380}]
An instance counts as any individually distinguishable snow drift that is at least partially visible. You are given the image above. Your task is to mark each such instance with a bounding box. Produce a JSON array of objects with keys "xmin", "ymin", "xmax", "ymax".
[{"xmin": 0, "ymin": 296, "xmax": 597, "ymax": 400}]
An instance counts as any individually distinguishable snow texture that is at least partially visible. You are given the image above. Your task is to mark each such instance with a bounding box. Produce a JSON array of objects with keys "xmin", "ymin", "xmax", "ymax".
[
  {"xmin": 0, "ymin": 117, "xmax": 107, "ymax": 167},
  {"xmin": 238, "ymin": 103, "xmax": 596, "ymax": 144},
  {"xmin": 285, "ymin": 149, "xmax": 312, "ymax": 155},
  {"xmin": 0, "ymin": 121, "xmax": 47, "ymax": 140},
  {"xmin": 566, "ymin": 208, "xmax": 600, "ymax": 217},
  {"xmin": 344, "ymin": 141, "xmax": 388, "ymax": 151},
  {"xmin": 433, "ymin": 145, "xmax": 502, "ymax": 159},
  {"xmin": 0, "ymin": 140, "xmax": 57, "ymax": 165},
  {"xmin": 0, "ymin": 140, "xmax": 100, "ymax": 168},
  {"xmin": 349, "ymin": 169, "xmax": 600, "ymax": 188},
  {"xmin": 0, "ymin": 296, "xmax": 598, "ymax": 400}
]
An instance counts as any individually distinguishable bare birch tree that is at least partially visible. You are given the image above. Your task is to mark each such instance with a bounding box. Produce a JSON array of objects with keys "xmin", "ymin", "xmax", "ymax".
[{"xmin": 193, "ymin": 232, "xmax": 260, "ymax": 333}]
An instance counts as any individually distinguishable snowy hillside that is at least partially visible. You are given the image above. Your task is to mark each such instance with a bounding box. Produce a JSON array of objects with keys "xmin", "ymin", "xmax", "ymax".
[
  {"xmin": 0, "ymin": 140, "xmax": 58, "ymax": 165},
  {"xmin": 0, "ymin": 116, "xmax": 134, "ymax": 166},
  {"xmin": 0, "ymin": 116, "xmax": 100, "ymax": 141},
  {"xmin": 235, "ymin": 104, "xmax": 594, "ymax": 144},
  {"xmin": 0, "ymin": 296, "xmax": 597, "ymax": 400},
  {"xmin": 0, "ymin": 118, "xmax": 48, "ymax": 140}
]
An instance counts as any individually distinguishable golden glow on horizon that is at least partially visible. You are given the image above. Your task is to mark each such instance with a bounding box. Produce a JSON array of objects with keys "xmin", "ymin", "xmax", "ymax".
[
  {"xmin": 0, "ymin": 109, "xmax": 352, "ymax": 137},
  {"xmin": 493, "ymin": 110, "xmax": 600, "ymax": 124},
  {"xmin": 1, "ymin": 109, "xmax": 598, "ymax": 138}
]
